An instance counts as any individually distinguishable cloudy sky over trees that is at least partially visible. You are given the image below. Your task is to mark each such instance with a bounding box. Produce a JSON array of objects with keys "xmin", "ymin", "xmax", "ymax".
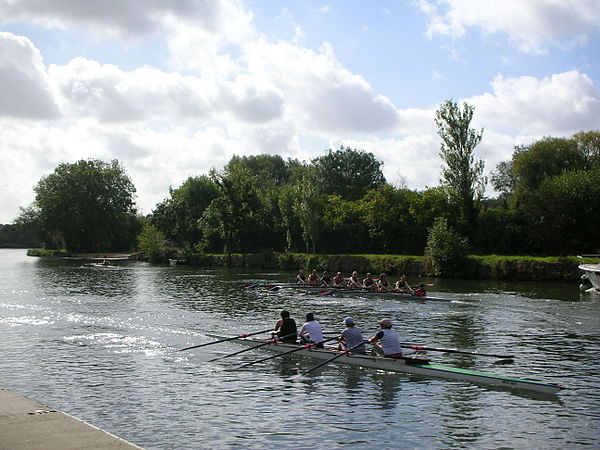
[{"xmin": 1, "ymin": 0, "xmax": 598, "ymax": 222}]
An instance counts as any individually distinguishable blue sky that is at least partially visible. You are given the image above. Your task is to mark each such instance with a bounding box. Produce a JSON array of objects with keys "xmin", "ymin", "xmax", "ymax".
[{"xmin": 1, "ymin": 0, "xmax": 599, "ymax": 223}]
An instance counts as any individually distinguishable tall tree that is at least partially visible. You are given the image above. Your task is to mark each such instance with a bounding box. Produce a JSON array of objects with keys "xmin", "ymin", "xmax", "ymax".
[
  {"xmin": 19, "ymin": 159, "xmax": 138, "ymax": 252},
  {"xmin": 312, "ymin": 146, "xmax": 386, "ymax": 201},
  {"xmin": 435, "ymin": 100, "xmax": 485, "ymax": 236}
]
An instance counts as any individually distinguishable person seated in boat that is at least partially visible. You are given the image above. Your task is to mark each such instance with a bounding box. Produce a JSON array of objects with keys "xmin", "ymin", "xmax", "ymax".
[
  {"xmin": 362, "ymin": 273, "xmax": 376, "ymax": 291},
  {"xmin": 376, "ymin": 273, "xmax": 393, "ymax": 292},
  {"xmin": 320, "ymin": 271, "xmax": 331, "ymax": 287},
  {"xmin": 368, "ymin": 318, "xmax": 403, "ymax": 358},
  {"xmin": 414, "ymin": 283, "xmax": 427, "ymax": 297},
  {"xmin": 347, "ymin": 271, "xmax": 362, "ymax": 289},
  {"xmin": 272, "ymin": 310, "xmax": 298, "ymax": 344},
  {"xmin": 332, "ymin": 272, "xmax": 346, "ymax": 288},
  {"xmin": 337, "ymin": 317, "xmax": 366, "ymax": 354},
  {"xmin": 297, "ymin": 312, "xmax": 324, "ymax": 348},
  {"xmin": 307, "ymin": 269, "xmax": 320, "ymax": 286},
  {"xmin": 296, "ymin": 269, "xmax": 307, "ymax": 284},
  {"xmin": 394, "ymin": 275, "xmax": 413, "ymax": 294}
]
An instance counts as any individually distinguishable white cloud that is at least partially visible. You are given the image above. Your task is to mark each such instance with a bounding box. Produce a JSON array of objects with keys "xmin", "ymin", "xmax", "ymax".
[
  {"xmin": 244, "ymin": 40, "xmax": 401, "ymax": 135},
  {"xmin": 470, "ymin": 70, "xmax": 600, "ymax": 135},
  {"xmin": 418, "ymin": 0, "xmax": 600, "ymax": 53},
  {"xmin": 0, "ymin": 32, "xmax": 60, "ymax": 118}
]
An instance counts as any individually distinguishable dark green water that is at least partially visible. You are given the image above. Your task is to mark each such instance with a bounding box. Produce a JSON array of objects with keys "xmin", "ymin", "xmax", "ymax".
[{"xmin": 1, "ymin": 249, "xmax": 599, "ymax": 448}]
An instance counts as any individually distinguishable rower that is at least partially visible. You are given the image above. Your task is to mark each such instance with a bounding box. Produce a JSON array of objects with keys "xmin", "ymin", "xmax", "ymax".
[
  {"xmin": 307, "ymin": 269, "xmax": 320, "ymax": 286},
  {"xmin": 368, "ymin": 318, "xmax": 402, "ymax": 358},
  {"xmin": 376, "ymin": 272, "xmax": 393, "ymax": 292},
  {"xmin": 272, "ymin": 310, "xmax": 297, "ymax": 344},
  {"xmin": 332, "ymin": 271, "xmax": 346, "ymax": 288},
  {"xmin": 320, "ymin": 271, "xmax": 331, "ymax": 287},
  {"xmin": 338, "ymin": 317, "xmax": 366, "ymax": 354},
  {"xmin": 298, "ymin": 313, "xmax": 324, "ymax": 348},
  {"xmin": 362, "ymin": 273, "xmax": 376, "ymax": 291},
  {"xmin": 296, "ymin": 269, "xmax": 307, "ymax": 284},
  {"xmin": 347, "ymin": 271, "xmax": 362, "ymax": 289},
  {"xmin": 395, "ymin": 275, "xmax": 414, "ymax": 294}
]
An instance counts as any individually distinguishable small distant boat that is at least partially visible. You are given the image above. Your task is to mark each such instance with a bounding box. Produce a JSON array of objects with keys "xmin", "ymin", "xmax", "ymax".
[
  {"xmin": 578, "ymin": 254, "xmax": 600, "ymax": 293},
  {"xmin": 169, "ymin": 259, "xmax": 187, "ymax": 266}
]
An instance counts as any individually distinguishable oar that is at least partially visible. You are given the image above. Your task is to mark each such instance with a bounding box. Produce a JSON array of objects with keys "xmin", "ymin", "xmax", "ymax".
[
  {"xmin": 179, "ymin": 329, "xmax": 272, "ymax": 351},
  {"xmin": 207, "ymin": 332, "xmax": 298, "ymax": 362},
  {"xmin": 232, "ymin": 337, "xmax": 338, "ymax": 370},
  {"xmin": 401, "ymin": 343, "xmax": 514, "ymax": 359},
  {"xmin": 287, "ymin": 340, "xmax": 367, "ymax": 382}
]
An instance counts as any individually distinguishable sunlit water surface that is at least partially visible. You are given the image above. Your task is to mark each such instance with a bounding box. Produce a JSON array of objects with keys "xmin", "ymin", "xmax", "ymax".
[{"xmin": 1, "ymin": 249, "xmax": 599, "ymax": 448}]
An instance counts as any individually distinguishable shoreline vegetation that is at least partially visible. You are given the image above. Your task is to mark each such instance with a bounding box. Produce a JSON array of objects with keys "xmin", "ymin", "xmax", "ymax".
[{"xmin": 24, "ymin": 249, "xmax": 584, "ymax": 282}]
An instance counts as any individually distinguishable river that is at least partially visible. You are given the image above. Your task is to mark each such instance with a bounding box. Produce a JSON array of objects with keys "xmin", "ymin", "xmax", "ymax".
[{"xmin": 1, "ymin": 249, "xmax": 599, "ymax": 449}]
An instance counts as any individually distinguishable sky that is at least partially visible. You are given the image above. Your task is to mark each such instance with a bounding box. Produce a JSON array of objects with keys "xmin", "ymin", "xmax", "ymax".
[{"xmin": 1, "ymin": 0, "xmax": 599, "ymax": 224}]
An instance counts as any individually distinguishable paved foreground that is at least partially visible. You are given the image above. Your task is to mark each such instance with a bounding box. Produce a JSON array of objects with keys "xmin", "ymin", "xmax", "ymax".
[{"xmin": 0, "ymin": 386, "xmax": 142, "ymax": 449}]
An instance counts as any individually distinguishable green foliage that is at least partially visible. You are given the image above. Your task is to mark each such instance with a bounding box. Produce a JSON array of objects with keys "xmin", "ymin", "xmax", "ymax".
[
  {"xmin": 435, "ymin": 100, "xmax": 485, "ymax": 236},
  {"xmin": 312, "ymin": 146, "xmax": 386, "ymax": 201},
  {"xmin": 137, "ymin": 223, "xmax": 169, "ymax": 263},
  {"xmin": 152, "ymin": 175, "xmax": 220, "ymax": 246},
  {"xmin": 423, "ymin": 217, "xmax": 469, "ymax": 276},
  {"xmin": 20, "ymin": 159, "xmax": 139, "ymax": 252},
  {"xmin": 512, "ymin": 137, "xmax": 584, "ymax": 192}
]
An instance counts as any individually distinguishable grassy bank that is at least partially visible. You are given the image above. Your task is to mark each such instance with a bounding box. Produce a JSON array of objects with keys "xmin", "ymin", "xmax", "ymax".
[{"xmin": 186, "ymin": 252, "xmax": 582, "ymax": 282}]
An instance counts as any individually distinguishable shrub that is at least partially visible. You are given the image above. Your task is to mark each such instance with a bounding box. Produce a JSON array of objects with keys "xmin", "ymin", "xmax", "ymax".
[{"xmin": 423, "ymin": 217, "xmax": 469, "ymax": 277}]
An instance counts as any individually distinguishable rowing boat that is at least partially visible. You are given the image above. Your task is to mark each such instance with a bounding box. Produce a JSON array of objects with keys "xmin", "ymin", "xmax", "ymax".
[
  {"xmin": 207, "ymin": 334, "xmax": 564, "ymax": 395},
  {"xmin": 246, "ymin": 283, "xmax": 454, "ymax": 302}
]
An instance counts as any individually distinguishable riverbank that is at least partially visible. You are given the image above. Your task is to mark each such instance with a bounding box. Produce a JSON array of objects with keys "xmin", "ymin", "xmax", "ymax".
[
  {"xmin": 182, "ymin": 252, "xmax": 583, "ymax": 282},
  {"xmin": 25, "ymin": 249, "xmax": 585, "ymax": 282},
  {"xmin": 0, "ymin": 385, "xmax": 141, "ymax": 449}
]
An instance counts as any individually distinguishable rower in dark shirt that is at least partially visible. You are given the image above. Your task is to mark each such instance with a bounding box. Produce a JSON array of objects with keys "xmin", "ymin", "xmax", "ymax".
[{"xmin": 273, "ymin": 310, "xmax": 297, "ymax": 343}]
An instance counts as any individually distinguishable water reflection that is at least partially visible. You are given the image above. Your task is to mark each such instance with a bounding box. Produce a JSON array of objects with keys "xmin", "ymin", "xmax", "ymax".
[{"xmin": 1, "ymin": 250, "xmax": 599, "ymax": 449}]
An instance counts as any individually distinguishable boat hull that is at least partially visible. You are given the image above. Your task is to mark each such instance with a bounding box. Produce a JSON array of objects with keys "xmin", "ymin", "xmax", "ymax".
[
  {"xmin": 207, "ymin": 335, "xmax": 563, "ymax": 395},
  {"xmin": 579, "ymin": 264, "xmax": 600, "ymax": 293}
]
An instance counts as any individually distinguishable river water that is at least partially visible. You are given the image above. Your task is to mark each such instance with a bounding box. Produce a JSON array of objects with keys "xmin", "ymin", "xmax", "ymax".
[{"xmin": 1, "ymin": 249, "xmax": 599, "ymax": 449}]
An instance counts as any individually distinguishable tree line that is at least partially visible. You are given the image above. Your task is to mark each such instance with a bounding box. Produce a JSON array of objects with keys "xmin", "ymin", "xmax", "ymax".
[{"xmin": 13, "ymin": 100, "xmax": 600, "ymax": 262}]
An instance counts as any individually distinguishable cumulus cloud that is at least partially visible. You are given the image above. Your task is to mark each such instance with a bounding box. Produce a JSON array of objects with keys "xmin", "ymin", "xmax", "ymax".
[
  {"xmin": 245, "ymin": 41, "xmax": 401, "ymax": 135},
  {"xmin": 417, "ymin": 0, "xmax": 600, "ymax": 53},
  {"xmin": 0, "ymin": 32, "xmax": 60, "ymax": 118},
  {"xmin": 0, "ymin": 0, "xmax": 253, "ymax": 41},
  {"xmin": 470, "ymin": 70, "xmax": 600, "ymax": 135}
]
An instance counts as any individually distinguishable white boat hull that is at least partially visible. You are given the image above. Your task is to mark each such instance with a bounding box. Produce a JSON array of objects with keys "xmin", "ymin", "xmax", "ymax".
[
  {"xmin": 207, "ymin": 335, "xmax": 563, "ymax": 395},
  {"xmin": 579, "ymin": 264, "xmax": 600, "ymax": 293}
]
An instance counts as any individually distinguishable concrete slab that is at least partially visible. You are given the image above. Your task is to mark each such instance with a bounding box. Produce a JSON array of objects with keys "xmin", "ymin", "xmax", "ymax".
[{"xmin": 0, "ymin": 386, "xmax": 142, "ymax": 449}]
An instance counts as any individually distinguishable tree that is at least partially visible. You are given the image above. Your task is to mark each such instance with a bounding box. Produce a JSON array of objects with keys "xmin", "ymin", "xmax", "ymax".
[
  {"xmin": 292, "ymin": 166, "xmax": 322, "ymax": 254},
  {"xmin": 312, "ymin": 146, "xmax": 386, "ymax": 201},
  {"xmin": 22, "ymin": 159, "xmax": 138, "ymax": 252},
  {"xmin": 152, "ymin": 175, "xmax": 220, "ymax": 246},
  {"xmin": 435, "ymin": 100, "xmax": 485, "ymax": 236}
]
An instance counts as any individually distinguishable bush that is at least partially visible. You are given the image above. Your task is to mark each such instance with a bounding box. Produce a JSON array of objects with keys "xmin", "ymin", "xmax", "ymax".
[{"xmin": 423, "ymin": 217, "xmax": 469, "ymax": 277}]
